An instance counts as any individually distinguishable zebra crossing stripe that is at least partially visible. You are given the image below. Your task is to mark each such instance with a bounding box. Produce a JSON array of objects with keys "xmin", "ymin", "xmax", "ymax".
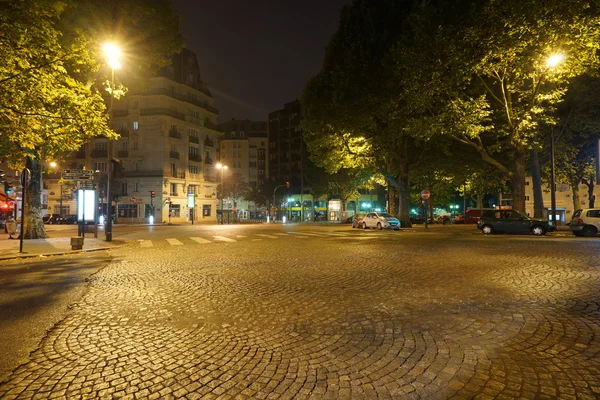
[
  {"xmin": 190, "ymin": 237, "xmax": 211, "ymax": 244},
  {"xmin": 166, "ymin": 238, "xmax": 183, "ymax": 246},
  {"xmin": 213, "ymin": 236, "xmax": 237, "ymax": 242},
  {"xmin": 256, "ymin": 234, "xmax": 279, "ymax": 239},
  {"xmin": 140, "ymin": 240, "xmax": 153, "ymax": 247},
  {"xmin": 274, "ymin": 233, "xmax": 288, "ymax": 236}
]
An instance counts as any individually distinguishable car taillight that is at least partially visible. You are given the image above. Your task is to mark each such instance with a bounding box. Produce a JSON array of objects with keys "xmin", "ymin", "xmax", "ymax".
[{"xmin": 578, "ymin": 218, "xmax": 584, "ymax": 224}]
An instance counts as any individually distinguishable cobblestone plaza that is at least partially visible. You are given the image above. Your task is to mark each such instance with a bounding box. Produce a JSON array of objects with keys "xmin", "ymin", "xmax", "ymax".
[{"xmin": 0, "ymin": 227, "xmax": 599, "ymax": 399}]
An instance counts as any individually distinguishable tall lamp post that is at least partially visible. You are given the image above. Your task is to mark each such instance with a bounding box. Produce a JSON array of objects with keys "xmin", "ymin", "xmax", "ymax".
[
  {"xmin": 103, "ymin": 43, "xmax": 121, "ymax": 242},
  {"xmin": 545, "ymin": 53, "xmax": 564, "ymax": 226},
  {"xmin": 216, "ymin": 163, "xmax": 228, "ymax": 224}
]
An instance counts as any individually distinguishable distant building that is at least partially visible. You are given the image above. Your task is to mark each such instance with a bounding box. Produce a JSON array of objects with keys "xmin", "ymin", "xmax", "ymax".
[{"xmin": 217, "ymin": 119, "xmax": 268, "ymax": 219}]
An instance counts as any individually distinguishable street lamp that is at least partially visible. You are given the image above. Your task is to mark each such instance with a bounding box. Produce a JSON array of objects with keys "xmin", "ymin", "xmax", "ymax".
[
  {"xmin": 546, "ymin": 52, "xmax": 564, "ymax": 226},
  {"xmin": 216, "ymin": 163, "xmax": 228, "ymax": 224},
  {"xmin": 103, "ymin": 43, "xmax": 121, "ymax": 242}
]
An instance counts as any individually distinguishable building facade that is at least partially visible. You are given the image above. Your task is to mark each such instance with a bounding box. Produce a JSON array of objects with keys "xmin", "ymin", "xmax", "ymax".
[
  {"xmin": 44, "ymin": 49, "xmax": 223, "ymax": 224},
  {"xmin": 217, "ymin": 119, "xmax": 268, "ymax": 219}
]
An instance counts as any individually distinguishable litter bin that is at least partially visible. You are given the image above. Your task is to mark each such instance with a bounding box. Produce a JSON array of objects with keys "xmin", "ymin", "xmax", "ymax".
[
  {"xmin": 6, "ymin": 219, "xmax": 17, "ymax": 238},
  {"xmin": 71, "ymin": 237, "xmax": 84, "ymax": 250}
]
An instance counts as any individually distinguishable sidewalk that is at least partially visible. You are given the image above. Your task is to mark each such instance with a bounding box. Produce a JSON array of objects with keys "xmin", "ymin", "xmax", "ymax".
[{"xmin": 0, "ymin": 236, "xmax": 118, "ymax": 260}]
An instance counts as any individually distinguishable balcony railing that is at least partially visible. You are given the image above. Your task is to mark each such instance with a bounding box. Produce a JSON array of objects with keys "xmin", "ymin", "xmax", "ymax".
[
  {"xmin": 170, "ymin": 151, "xmax": 180, "ymax": 159},
  {"xmin": 205, "ymin": 157, "xmax": 214, "ymax": 165},
  {"xmin": 189, "ymin": 154, "xmax": 202, "ymax": 162},
  {"xmin": 170, "ymin": 192, "xmax": 179, "ymax": 197},
  {"xmin": 117, "ymin": 150, "xmax": 129, "ymax": 158},
  {"xmin": 204, "ymin": 138, "xmax": 214, "ymax": 147},
  {"xmin": 122, "ymin": 170, "xmax": 163, "ymax": 177},
  {"xmin": 189, "ymin": 135, "xmax": 200, "ymax": 144},
  {"xmin": 169, "ymin": 128, "xmax": 181, "ymax": 139},
  {"xmin": 166, "ymin": 171, "xmax": 186, "ymax": 179},
  {"xmin": 143, "ymin": 88, "xmax": 219, "ymax": 114},
  {"xmin": 91, "ymin": 149, "xmax": 108, "ymax": 158}
]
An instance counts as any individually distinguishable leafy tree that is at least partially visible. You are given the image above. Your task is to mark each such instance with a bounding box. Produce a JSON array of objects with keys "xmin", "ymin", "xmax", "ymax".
[
  {"xmin": 302, "ymin": 0, "xmax": 418, "ymax": 226},
  {"xmin": 0, "ymin": 0, "xmax": 183, "ymax": 238},
  {"xmin": 395, "ymin": 0, "xmax": 600, "ymax": 213}
]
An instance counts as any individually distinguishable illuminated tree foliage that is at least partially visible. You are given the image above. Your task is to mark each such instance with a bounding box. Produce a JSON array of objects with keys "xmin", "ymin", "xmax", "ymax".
[{"xmin": 0, "ymin": 0, "xmax": 183, "ymax": 238}]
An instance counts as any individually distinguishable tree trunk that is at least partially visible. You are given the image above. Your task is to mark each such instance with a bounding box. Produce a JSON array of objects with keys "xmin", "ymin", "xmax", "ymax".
[
  {"xmin": 396, "ymin": 139, "xmax": 411, "ymax": 227},
  {"xmin": 569, "ymin": 176, "xmax": 581, "ymax": 211},
  {"xmin": 512, "ymin": 146, "xmax": 527, "ymax": 213},
  {"xmin": 25, "ymin": 157, "xmax": 48, "ymax": 239},
  {"xmin": 530, "ymin": 147, "xmax": 545, "ymax": 218},
  {"xmin": 587, "ymin": 177, "xmax": 595, "ymax": 208}
]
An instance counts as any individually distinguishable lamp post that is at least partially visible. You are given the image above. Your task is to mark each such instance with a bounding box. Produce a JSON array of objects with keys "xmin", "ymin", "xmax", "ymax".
[
  {"xmin": 103, "ymin": 43, "xmax": 121, "ymax": 242},
  {"xmin": 545, "ymin": 53, "xmax": 564, "ymax": 226},
  {"xmin": 216, "ymin": 163, "xmax": 228, "ymax": 224}
]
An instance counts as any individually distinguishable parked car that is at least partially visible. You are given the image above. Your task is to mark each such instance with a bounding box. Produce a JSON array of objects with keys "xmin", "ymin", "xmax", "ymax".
[
  {"xmin": 42, "ymin": 213, "xmax": 61, "ymax": 224},
  {"xmin": 352, "ymin": 214, "xmax": 365, "ymax": 228},
  {"xmin": 477, "ymin": 209, "xmax": 556, "ymax": 236},
  {"xmin": 570, "ymin": 208, "xmax": 600, "ymax": 237},
  {"xmin": 361, "ymin": 212, "xmax": 401, "ymax": 230},
  {"xmin": 60, "ymin": 215, "xmax": 78, "ymax": 225}
]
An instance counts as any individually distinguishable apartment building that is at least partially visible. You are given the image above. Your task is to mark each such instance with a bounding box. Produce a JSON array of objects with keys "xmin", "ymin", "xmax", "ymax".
[
  {"xmin": 44, "ymin": 49, "xmax": 222, "ymax": 224},
  {"xmin": 217, "ymin": 119, "xmax": 268, "ymax": 219}
]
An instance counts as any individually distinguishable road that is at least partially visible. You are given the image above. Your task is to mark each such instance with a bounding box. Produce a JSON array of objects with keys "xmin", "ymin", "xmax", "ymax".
[{"xmin": 0, "ymin": 223, "xmax": 599, "ymax": 399}]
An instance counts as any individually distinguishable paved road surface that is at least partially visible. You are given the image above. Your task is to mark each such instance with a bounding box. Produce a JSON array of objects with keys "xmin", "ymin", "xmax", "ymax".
[{"xmin": 0, "ymin": 224, "xmax": 598, "ymax": 399}]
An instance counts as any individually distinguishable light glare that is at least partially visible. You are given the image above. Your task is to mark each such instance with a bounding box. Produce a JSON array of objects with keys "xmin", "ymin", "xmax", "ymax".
[{"xmin": 546, "ymin": 53, "xmax": 564, "ymax": 68}]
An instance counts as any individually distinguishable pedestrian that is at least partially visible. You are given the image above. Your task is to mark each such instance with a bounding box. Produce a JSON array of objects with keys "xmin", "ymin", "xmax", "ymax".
[{"xmin": 6, "ymin": 216, "xmax": 17, "ymax": 239}]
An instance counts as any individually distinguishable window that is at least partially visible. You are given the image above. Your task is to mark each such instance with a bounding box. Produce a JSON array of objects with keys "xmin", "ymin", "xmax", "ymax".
[
  {"xmin": 133, "ymin": 121, "xmax": 139, "ymax": 131},
  {"xmin": 525, "ymin": 181, "xmax": 530, "ymax": 186},
  {"xmin": 94, "ymin": 162, "xmax": 107, "ymax": 173},
  {"xmin": 94, "ymin": 141, "xmax": 108, "ymax": 151},
  {"xmin": 170, "ymin": 203, "xmax": 181, "ymax": 217},
  {"xmin": 249, "ymin": 161, "xmax": 257, "ymax": 167},
  {"xmin": 133, "ymin": 101, "xmax": 138, "ymax": 109},
  {"xmin": 261, "ymin": 141, "xmax": 265, "ymax": 146},
  {"xmin": 188, "ymin": 109, "xmax": 199, "ymax": 118},
  {"xmin": 121, "ymin": 182, "xmax": 128, "ymax": 196},
  {"xmin": 170, "ymin": 183, "xmax": 178, "ymax": 196},
  {"xmin": 120, "ymin": 142, "xmax": 127, "ymax": 151},
  {"xmin": 189, "ymin": 165, "xmax": 200, "ymax": 174},
  {"xmin": 132, "ymin": 140, "xmax": 138, "ymax": 150},
  {"xmin": 134, "ymin": 182, "xmax": 139, "ymax": 192},
  {"xmin": 188, "ymin": 184, "xmax": 197, "ymax": 194}
]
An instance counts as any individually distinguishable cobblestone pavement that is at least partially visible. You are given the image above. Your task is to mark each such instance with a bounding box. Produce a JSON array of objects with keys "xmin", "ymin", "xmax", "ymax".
[{"xmin": 0, "ymin": 227, "xmax": 599, "ymax": 399}]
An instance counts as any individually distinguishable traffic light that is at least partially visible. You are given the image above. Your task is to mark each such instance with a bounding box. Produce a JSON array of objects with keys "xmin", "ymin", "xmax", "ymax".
[
  {"xmin": 286, "ymin": 181, "xmax": 290, "ymax": 188},
  {"xmin": 150, "ymin": 190, "xmax": 156, "ymax": 198}
]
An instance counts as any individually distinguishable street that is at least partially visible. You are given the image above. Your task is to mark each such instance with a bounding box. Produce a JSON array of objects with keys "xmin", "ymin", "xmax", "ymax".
[{"xmin": 0, "ymin": 224, "xmax": 599, "ymax": 399}]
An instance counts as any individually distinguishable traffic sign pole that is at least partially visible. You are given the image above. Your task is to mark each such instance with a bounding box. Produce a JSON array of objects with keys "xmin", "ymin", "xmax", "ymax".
[{"xmin": 421, "ymin": 190, "xmax": 430, "ymax": 229}]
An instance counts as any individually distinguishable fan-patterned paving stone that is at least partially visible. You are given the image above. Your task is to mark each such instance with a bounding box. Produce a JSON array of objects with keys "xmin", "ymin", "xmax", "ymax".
[{"xmin": 0, "ymin": 233, "xmax": 599, "ymax": 399}]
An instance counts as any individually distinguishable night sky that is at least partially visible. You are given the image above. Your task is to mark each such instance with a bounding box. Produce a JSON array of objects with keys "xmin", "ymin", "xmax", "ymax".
[{"xmin": 172, "ymin": 0, "xmax": 351, "ymax": 122}]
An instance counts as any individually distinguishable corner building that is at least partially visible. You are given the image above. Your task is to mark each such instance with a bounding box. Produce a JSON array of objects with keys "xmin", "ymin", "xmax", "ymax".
[{"xmin": 107, "ymin": 49, "xmax": 222, "ymax": 223}]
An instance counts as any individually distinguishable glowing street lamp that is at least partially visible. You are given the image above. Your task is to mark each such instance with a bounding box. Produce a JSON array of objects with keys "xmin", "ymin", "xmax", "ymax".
[
  {"xmin": 216, "ymin": 163, "xmax": 228, "ymax": 224},
  {"xmin": 546, "ymin": 52, "xmax": 565, "ymax": 226},
  {"xmin": 103, "ymin": 43, "xmax": 121, "ymax": 242}
]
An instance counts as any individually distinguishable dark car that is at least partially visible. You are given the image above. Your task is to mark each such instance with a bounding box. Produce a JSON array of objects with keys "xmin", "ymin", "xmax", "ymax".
[
  {"xmin": 42, "ymin": 213, "xmax": 61, "ymax": 224},
  {"xmin": 477, "ymin": 209, "xmax": 556, "ymax": 236},
  {"xmin": 60, "ymin": 215, "xmax": 78, "ymax": 224}
]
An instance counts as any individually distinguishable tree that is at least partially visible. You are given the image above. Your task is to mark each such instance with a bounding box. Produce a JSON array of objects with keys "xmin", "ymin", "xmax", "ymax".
[
  {"xmin": 395, "ymin": 0, "xmax": 600, "ymax": 213},
  {"xmin": 0, "ymin": 0, "xmax": 183, "ymax": 238},
  {"xmin": 302, "ymin": 0, "xmax": 419, "ymax": 226}
]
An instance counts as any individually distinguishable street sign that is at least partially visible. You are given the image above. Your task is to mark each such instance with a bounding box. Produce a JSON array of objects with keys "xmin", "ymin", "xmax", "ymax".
[
  {"xmin": 20, "ymin": 168, "xmax": 31, "ymax": 188},
  {"xmin": 131, "ymin": 196, "xmax": 135, "ymax": 203},
  {"xmin": 420, "ymin": 190, "xmax": 430, "ymax": 200},
  {"xmin": 64, "ymin": 169, "xmax": 93, "ymax": 176}
]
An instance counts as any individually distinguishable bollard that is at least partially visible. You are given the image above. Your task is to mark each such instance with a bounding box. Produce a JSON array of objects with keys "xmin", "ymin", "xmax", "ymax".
[{"xmin": 71, "ymin": 237, "xmax": 84, "ymax": 250}]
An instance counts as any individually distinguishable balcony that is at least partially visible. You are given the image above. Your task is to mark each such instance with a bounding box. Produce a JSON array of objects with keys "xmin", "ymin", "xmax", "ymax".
[
  {"xmin": 170, "ymin": 151, "xmax": 180, "ymax": 159},
  {"xmin": 143, "ymin": 88, "xmax": 219, "ymax": 115},
  {"xmin": 189, "ymin": 135, "xmax": 200, "ymax": 144},
  {"xmin": 122, "ymin": 170, "xmax": 163, "ymax": 178},
  {"xmin": 91, "ymin": 149, "xmax": 108, "ymax": 158},
  {"xmin": 170, "ymin": 192, "xmax": 179, "ymax": 197},
  {"xmin": 117, "ymin": 150, "xmax": 129, "ymax": 158},
  {"xmin": 119, "ymin": 128, "xmax": 130, "ymax": 138},
  {"xmin": 204, "ymin": 138, "xmax": 214, "ymax": 147},
  {"xmin": 189, "ymin": 154, "xmax": 202, "ymax": 162},
  {"xmin": 169, "ymin": 128, "xmax": 181, "ymax": 139},
  {"xmin": 166, "ymin": 171, "xmax": 186, "ymax": 179},
  {"xmin": 204, "ymin": 119, "xmax": 218, "ymax": 130},
  {"xmin": 204, "ymin": 157, "xmax": 214, "ymax": 165}
]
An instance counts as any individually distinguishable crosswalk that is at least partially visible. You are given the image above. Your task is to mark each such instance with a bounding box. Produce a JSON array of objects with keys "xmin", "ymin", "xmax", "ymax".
[{"xmin": 136, "ymin": 230, "xmax": 386, "ymax": 248}]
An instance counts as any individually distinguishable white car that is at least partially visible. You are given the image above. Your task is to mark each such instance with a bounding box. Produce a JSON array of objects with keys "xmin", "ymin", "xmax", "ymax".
[
  {"xmin": 570, "ymin": 208, "xmax": 600, "ymax": 237},
  {"xmin": 361, "ymin": 212, "xmax": 401, "ymax": 230}
]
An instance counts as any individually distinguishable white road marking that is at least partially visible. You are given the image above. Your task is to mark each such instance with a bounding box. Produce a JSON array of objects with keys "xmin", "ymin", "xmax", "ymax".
[
  {"xmin": 213, "ymin": 236, "xmax": 237, "ymax": 243},
  {"xmin": 166, "ymin": 238, "xmax": 183, "ymax": 246},
  {"xmin": 256, "ymin": 234, "xmax": 279, "ymax": 239},
  {"xmin": 190, "ymin": 237, "xmax": 212, "ymax": 244},
  {"xmin": 140, "ymin": 240, "xmax": 153, "ymax": 247}
]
